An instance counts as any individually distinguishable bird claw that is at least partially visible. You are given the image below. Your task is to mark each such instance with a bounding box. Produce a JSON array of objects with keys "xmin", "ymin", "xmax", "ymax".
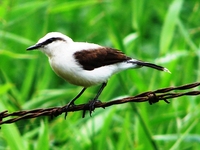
[
  {"xmin": 88, "ymin": 100, "xmax": 96, "ymax": 116},
  {"xmin": 82, "ymin": 99, "xmax": 102, "ymax": 118},
  {"xmin": 63, "ymin": 101, "xmax": 75, "ymax": 119}
]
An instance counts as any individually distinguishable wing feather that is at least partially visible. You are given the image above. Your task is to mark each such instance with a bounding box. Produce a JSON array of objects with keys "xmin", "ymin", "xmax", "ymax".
[{"xmin": 74, "ymin": 47, "xmax": 131, "ymax": 70}]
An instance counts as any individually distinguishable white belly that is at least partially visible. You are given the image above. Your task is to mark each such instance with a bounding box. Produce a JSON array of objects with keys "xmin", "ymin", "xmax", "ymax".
[{"xmin": 49, "ymin": 57, "xmax": 117, "ymax": 87}]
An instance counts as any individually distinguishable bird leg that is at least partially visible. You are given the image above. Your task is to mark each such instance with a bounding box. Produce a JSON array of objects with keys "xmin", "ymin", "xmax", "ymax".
[
  {"xmin": 82, "ymin": 82, "xmax": 107, "ymax": 117},
  {"xmin": 69, "ymin": 87, "xmax": 87, "ymax": 106},
  {"xmin": 64, "ymin": 87, "xmax": 87, "ymax": 117},
  {"xmin": 93, "ymin": 82, "xmax": 107, "ymax": 101}
]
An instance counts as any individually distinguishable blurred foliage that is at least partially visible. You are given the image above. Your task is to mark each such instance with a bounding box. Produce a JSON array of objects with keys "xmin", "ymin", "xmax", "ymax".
[{"xmin": 0, "ymin": 0, "xmax": 200, "ymax": 149}]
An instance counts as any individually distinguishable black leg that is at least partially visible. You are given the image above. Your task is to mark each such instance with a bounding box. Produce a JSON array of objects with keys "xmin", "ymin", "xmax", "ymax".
[
  {"xmin": 83, "ymin": 82, "xmax": 107, "ymax": 117},
  {"xmin": 70, "ymin": 87, "xmax": 87, "ymax": 105},
  {"xmin": 64, "ymin": 87, "xmax": 87, "ymax": 118},
  {"xmin": 93, "ymin": 82, "xmax": 107, "ymax": 100}
]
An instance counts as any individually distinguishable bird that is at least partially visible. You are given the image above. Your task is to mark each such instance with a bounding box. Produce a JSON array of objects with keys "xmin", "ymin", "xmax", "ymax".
[{"xmin": 27, "ymin": 32, "xmax": 170, "ymax": 115}]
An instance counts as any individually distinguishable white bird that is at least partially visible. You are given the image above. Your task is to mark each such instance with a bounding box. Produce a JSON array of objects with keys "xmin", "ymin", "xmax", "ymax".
[{"xmin": 27, "ymin": 32, "xmax": 170, "ymax": 115}]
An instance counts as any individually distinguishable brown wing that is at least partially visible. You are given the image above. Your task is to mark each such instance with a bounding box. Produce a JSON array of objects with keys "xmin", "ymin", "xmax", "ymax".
[{"xmin": 74, "ymin": 47, "xmax": 131, "ymax": 70}]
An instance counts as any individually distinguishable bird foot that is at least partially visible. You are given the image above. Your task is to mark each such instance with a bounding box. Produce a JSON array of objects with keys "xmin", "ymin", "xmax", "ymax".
[
  {"xmin": 82, "ymin": 99, "xmax": 102, "ymax": 118},
  {"xmin": 63, "ymin": 101, "xmax": 76, "ymax": 119}
]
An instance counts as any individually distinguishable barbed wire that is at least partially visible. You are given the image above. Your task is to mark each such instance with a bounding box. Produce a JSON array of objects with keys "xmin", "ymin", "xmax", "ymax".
[{"xmin": 0, "ymin": 82, "xmax": 199, "ymax": 125}]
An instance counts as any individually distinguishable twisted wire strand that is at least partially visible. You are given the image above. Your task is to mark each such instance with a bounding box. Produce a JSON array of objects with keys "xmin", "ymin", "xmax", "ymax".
[{"xmin": 0, "ymin": 82, "xmax": 199, "ymax": 125}]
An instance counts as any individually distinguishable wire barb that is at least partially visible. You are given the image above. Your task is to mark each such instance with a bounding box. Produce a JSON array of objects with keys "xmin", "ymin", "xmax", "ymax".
[{"xmin": 0, "ymin": 82, "xmax": 200, "ymax": 126}]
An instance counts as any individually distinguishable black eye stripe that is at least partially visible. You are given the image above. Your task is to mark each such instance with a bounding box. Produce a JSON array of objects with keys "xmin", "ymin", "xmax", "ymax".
[{"xmin": 41, "ymin": 37, "xmax": 65, "ymax": 46}]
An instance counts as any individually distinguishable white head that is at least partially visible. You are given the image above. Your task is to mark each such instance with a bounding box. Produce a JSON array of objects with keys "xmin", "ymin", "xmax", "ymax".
[{"xmin": 27, "ymin": 32, "xmax": 73, "ymax": 57}]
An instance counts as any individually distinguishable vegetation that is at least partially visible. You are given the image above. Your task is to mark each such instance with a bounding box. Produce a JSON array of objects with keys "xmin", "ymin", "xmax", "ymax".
[{"xmin": 0, "ymin": 0, "xmax": 200, "ymax": 149}]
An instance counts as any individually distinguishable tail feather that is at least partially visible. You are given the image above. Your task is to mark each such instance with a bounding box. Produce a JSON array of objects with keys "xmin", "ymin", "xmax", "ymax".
[{"xmin": 130, "ymin": 60, "xmax": 171, "ymax": 73}]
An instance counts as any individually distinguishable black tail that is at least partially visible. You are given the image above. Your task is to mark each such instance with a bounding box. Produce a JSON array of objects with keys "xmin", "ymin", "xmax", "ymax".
[{"xmin": 130, "ymin": 60, "xmax": 170, "ymax": 73}]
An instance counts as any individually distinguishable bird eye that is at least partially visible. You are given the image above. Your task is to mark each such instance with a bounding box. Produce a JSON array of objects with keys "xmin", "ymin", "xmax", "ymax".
[
  {"xmin": 48, "ymin": 38, "xmax": 55, "ymax": 43},
  {"xmin": 42, "ymin": 38, "xmax": 56, "ymax": 46},
  {"xmin": 41, "ymin": 37, "xmax": 64, "ymax": 47}
]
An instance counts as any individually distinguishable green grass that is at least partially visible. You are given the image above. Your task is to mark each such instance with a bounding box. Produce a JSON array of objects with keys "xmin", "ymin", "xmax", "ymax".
[{"xmin": 0, "ymin": 0, "xmax": 200, "ymax": 149}]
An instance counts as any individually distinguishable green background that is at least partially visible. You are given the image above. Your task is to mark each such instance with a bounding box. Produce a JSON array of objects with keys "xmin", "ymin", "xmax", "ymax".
[{"xmin": 0, "ymin": 0, "xmax": 200, "ymax": 149}]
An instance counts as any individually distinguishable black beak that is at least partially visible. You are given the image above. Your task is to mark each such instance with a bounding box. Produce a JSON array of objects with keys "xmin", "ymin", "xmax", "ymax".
[{"xmin": 26, "ymin": 44, "xmax": 41, "ymax": 50}]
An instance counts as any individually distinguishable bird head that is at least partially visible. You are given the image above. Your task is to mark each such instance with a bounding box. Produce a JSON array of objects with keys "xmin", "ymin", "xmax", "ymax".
[{"xmin": 27, "ymin": 32, "xmax": 73, "ymax": 57}]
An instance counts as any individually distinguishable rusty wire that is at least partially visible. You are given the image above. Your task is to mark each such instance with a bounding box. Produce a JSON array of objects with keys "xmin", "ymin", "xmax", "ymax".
[{"xmin": 0, "ymin": 82, "xmax": 200, "ymax": 125}]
